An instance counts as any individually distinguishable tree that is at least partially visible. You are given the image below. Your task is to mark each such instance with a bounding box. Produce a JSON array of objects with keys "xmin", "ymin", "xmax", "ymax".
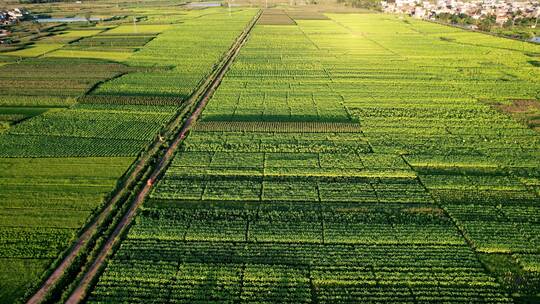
[
  {"xmin": 336, "ymin": 0, "xmax": 382, "ymax": 11},
  {"xmin": 478, "ymin": 14, "xmax": 495, "ymax": 31},
  {"xmin": 437, "ymin": 13, "xmax": 452, "ymax": 23}
]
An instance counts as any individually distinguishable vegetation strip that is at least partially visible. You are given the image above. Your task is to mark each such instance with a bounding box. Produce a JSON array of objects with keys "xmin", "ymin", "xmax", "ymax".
[{"xmin": 193, "ymin": 121, "xmax": 361, "ymax": 133}]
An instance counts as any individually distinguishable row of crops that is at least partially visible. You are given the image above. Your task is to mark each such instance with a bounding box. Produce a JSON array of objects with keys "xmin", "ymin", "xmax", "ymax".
[
  {"xmin": 88, "ymin": 12, "xmax": 539, "ymax": 303},
  {"xmin": 90, "ymin": 242, "xmax": 510, "ymax": 303},
  {"xmin": 0, "ymin": 8, "xmax": 258, "ymax": 303}
]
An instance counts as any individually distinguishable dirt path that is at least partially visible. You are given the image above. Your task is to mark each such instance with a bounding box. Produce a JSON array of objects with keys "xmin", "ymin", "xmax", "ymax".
[{"xmin": 62, "ymin": 11, "xmax": 261, "ymax": 304}]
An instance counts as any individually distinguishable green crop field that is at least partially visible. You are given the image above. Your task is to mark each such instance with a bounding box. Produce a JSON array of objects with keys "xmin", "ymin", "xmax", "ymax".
[
  {"xmin": 87, "ymin": 11, "xmax": 540, "ymax": 304},
  {"xmin": 0, "ymin": 2, "xmax": 539, "ymax": 303}
]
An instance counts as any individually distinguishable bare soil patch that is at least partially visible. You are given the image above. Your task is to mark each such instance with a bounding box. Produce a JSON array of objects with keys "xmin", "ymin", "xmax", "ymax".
[
  {"xmin": 258, "ymin": 9, "xmax": 296, "ymax": 25},
  {"xmin": 491, "ymin": 99, "xmax": 540, "ymax": 132}
]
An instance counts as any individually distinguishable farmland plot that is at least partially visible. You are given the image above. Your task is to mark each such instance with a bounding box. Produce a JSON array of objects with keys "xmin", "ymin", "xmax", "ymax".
[
  {"xmin": 88, "ymin": 12, "xmax": 539, "ymax": 303},
  {"xmin": 0, "ymin": 58, "xmax": 129, "ymax": 107},
  {"xmin": 0, "ymin": 103, "xmax": 176, "ymax": 158}
]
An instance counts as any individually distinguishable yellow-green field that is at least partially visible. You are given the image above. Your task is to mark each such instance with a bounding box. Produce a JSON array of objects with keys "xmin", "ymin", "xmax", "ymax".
[
  {"xmin": 104, "ymin": 24, "xmax": 172, "ymax": 35},
  {"xmin": 56, "ymin": 29, "xmax": 104, "ymax": 38},
  {"xmin": 45, "ymin": 49, "xmax": 133, "ymax": 61},
  {"xmin": 2, "ymin": 43, "xmax": 64, "ymax": 57}
]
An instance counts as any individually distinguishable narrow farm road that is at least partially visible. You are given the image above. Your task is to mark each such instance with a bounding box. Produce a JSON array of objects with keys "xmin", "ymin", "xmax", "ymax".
[{"xmin": 63, "ymin": 10, "xmax": 261, "ymax": 304}]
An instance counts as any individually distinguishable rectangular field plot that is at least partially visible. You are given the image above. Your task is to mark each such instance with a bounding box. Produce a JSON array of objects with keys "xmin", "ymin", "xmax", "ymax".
[
  {"xmin": 45, "ymin": 50, "xmax": 133, "ymax": 62},
  {"xmin": 322, "ymin": 205, "xmax": 463, "ymax": 245},
  {"xmin": 8, "ymin": 106, "xmax": 174, "ymax": 141},
  {"xmin": 193, "ymin": 121, "xmax": 360, "ymax": 133},
  {"xmin": 128, "ymin": 210, "xmax": 191, "ymax": 242},
  {"xmin": 203, "ymin": 179, "xmax": 262, "ymax": 201},
  {"xmin": 183, "ymin": 131, "xmax": 372, "ymax": 154},
  {"xmin": 241, "ymin": 265, "xmax": 311, "ymax": 303},
  {"xmin": 445, "ymin": 204, "xmax": 540, "ymax": 253},
  {"xmin": 0, "ymin": 58, "xmax": 128, "ymax": 101},
  {"xmin": 257, "ymin": 9, "xmax": 296, "ymax": 25},
  {"xmin": 0, "ymin": 134, "xmax": 146, "ymax": 157},
  {"xmin": 184, "ymin": 213, "xmax": 247, "ymax": 242},
  {"xmin": 87, "ymin": 259, "xmax": 178, "ymax": 303},
  {"xmin": 265, "ymin": 152, "xmax": 319, "ymax": 168},
  {"xmin": 64, "ymin": 35, "xmax": 155, "ymax": 51},
  {"xmin": 0, "ymin": 103, "xmax": 180, "ymax": 157},
  {"xmin": 104, "ymin": 24, "xmax": 172, "ymax": 35},
  {"xmin": 249, "ymin": 207, "xmax": 322, "ymax": 243},
  {"xmin": 1, "ymin": 43, "xmax": 64, "ymax": 58},
  {"xmin": 169, "ymin": 263, "xmax": 242, "ymax": 304}
]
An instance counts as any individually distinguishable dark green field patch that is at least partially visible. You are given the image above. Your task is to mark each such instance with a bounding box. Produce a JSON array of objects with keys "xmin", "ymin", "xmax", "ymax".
[
  {"xmin": 0, "ymin": 156, "xmax": 134, "ymax": 302},
  {"xmin": 0, "ymin": 258, "xmax": 51, "ymax": 304}
]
